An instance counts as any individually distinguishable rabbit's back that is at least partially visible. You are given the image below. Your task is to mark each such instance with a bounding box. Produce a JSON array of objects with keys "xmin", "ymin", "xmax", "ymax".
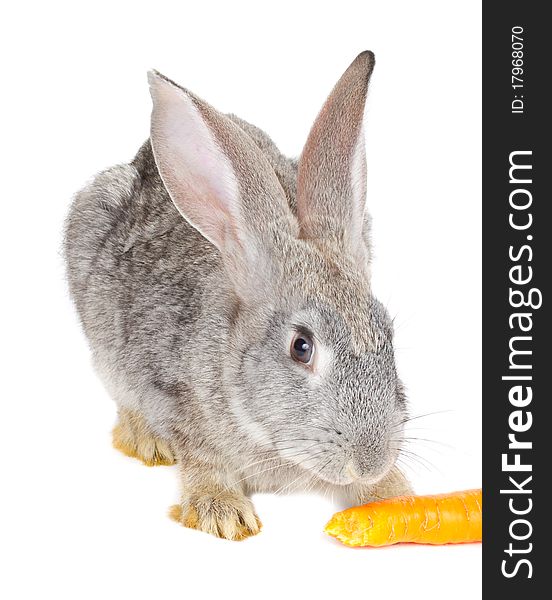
[{"xmin": 65, "ymin": 141, "xmax": 217, "ymax": 392}]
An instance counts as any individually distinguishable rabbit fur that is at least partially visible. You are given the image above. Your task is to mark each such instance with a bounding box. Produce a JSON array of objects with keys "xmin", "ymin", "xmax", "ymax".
[{"xmin": 64, "ymin": 51, "xmax": 412, "ymax": 540}]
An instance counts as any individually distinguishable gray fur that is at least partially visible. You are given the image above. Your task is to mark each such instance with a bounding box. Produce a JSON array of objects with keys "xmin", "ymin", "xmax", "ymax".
[{"xmin": 64, "ymin": 52, "xmax": 411, "ymax": 539}]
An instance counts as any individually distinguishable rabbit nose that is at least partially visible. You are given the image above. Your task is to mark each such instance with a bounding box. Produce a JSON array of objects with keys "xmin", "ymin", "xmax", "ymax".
[
  {"xmin": 345, "ymin": 461, "xmax": 361, "ymax": 480},
  {"xmin": 348, "ymin": 442, "xmax": 389, "ymax": 481},
  {"xmin": 346, "ymin": 455, "xmax": 373, "ymax": 480}
]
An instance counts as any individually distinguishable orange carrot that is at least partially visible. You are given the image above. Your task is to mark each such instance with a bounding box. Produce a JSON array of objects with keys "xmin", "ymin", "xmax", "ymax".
[{"xmin": 325, "ymin": 489, "xmax": 482, "ymax": 547}]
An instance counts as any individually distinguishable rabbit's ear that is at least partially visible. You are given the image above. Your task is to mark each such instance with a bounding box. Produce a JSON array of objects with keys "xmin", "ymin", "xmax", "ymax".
[
  {"xmin": 148, "ymin": 71, "xmax": 297, "ymax": 292},
  {"xmin": 296, "ymin": 51, "xmax": 374, "ymax": 266}
]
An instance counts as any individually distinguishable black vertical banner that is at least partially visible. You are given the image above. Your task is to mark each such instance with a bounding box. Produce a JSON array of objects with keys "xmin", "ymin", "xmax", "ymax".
[{"xmin": 483, "ymin": 1, "xmax": 550, "ymax": 597}]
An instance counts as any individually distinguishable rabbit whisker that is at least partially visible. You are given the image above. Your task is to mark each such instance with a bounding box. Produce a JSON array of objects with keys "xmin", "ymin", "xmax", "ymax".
[
  {"xmin": 393, "ymin": 436, "xmax": 453, "ymax": 451},
  {"xmin": 394, "ymin": 410, "xmax": 453, "ymax": 428},
  {"xmin": 231, "ymin": 449, "xmax": 328, "ymax": 489}
]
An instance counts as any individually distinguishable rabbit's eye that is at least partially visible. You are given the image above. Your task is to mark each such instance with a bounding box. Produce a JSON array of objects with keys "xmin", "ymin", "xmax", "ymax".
[{"xmin": 290, "ymin": 332, "xmax": 314, "ymax": 365}]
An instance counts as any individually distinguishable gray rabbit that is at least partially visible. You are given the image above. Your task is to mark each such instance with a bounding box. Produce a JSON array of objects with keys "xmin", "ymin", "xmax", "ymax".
[{"xmin": 64, "ymin": 51, "xmax": 412, "ymax": 541}]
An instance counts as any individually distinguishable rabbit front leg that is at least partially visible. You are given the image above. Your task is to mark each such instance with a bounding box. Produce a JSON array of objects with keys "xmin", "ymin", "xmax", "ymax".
[{"xmin": 169, "ymin": 456, "xmax": 262, "ymax": 541}]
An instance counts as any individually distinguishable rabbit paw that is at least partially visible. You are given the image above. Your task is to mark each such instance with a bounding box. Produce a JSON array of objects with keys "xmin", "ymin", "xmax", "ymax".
[
  {"xmin": 112, "ymin": 409, "xmax": 175, "ymax": 467},
  {"xmin": 169, "ymin": 491, "xmax": 262, "ymax": 541}
]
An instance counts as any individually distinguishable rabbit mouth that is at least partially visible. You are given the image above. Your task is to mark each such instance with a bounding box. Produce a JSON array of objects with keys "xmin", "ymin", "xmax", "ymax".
[
  {"xmin": 309, "ymin": 463, "xmax": 392, "ymax": 487},
  {"xmin": 289, "ymin": 452, "xmax": 396, "ymax": 487}
]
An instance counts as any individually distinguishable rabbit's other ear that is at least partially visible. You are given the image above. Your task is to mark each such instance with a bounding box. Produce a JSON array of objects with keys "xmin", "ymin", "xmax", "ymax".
[
  {"xmin": 297, "ymin": 51, "xmax": 374, "ymax": 267},
  {"xmin": 148, "ymin": 71, "xmax": 298, "ymax": 293}
]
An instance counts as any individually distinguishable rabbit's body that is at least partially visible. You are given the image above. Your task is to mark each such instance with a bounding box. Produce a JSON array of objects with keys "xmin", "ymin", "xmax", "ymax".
[
  {"xmin": 65, "ymin": 53, "xmax": 412, "ymax": 540},
  {"xmin": 66, "ymin": 129, "xmax": 304, "ymax": 486}
]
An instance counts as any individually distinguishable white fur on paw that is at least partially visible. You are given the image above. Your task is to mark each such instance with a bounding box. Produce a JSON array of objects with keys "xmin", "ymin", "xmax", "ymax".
[{"xmin": 169, "ymin": 491, "xmax": 262, "ymax": 541}]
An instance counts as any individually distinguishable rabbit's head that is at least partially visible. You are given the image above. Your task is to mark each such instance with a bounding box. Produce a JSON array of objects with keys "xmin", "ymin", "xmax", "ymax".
[{"xmin": 149, "ymin": 52, "xmax": 406, "ymax": 486}]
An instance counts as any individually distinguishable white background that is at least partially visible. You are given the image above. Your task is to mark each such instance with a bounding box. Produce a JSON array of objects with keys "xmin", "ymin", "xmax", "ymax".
[{"xmin": 1, "ymin": 1, "xmax": 481, "ymax": 598}]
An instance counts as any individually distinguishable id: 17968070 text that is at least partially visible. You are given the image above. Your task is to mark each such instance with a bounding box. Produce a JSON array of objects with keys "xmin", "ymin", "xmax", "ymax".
[{"xmin": 511, "ymin": 26, "xmax": 525, "ymax": 114}]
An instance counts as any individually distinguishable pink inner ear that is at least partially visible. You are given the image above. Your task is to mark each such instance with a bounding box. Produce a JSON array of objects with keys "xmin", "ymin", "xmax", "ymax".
[{"xmin": 149, "ymin": 76, "xmax": 241, "ymax": 252}]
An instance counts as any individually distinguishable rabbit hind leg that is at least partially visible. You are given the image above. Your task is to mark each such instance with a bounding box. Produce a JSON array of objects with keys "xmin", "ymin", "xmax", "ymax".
[{"xmin": 112, "ymin": 408, "xmax": 175, "ymax": 466}]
